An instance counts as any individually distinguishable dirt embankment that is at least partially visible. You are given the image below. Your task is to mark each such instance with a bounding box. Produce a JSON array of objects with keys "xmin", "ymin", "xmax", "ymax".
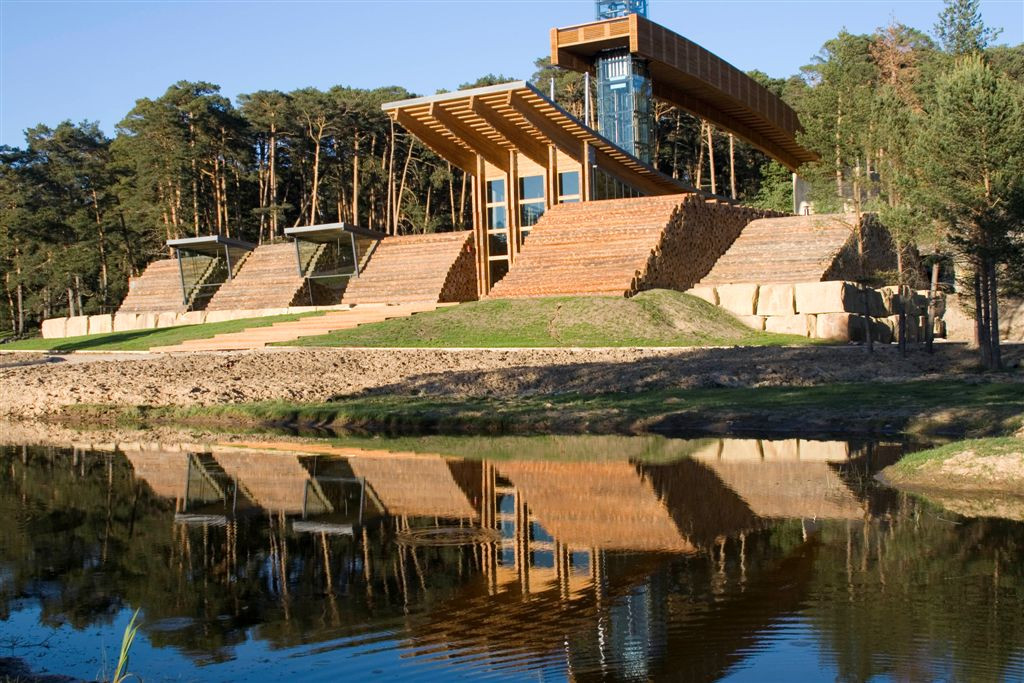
[
  {"xmin": 1, "ymin": 344, "xmax": 1021, "ymax": 421},
  {"xmin": 880, "ymin": 440, "xmax": 1024, "ymax": 520}
]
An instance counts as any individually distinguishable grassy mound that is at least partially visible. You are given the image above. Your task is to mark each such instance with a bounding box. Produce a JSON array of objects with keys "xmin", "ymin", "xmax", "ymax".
[
  {"xmin": 0, "ymin": 312, "xmax": 322, "ymax": 353},
  {"xmin": 285, "ymin": 290, "xmax": 810, "ymax": 348}
]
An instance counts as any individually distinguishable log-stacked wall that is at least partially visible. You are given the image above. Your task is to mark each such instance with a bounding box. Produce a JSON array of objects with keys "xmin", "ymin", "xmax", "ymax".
[
  {"xmin": 700, "ymin": 213, "xmax": 898, "ymax": 286},
  {"xmin": 116, "ymin": 259, "xmax": 189, "ymax": 314},
  {"xmin": 487, "ymin": 194, "xmax": 777, "ymax": 299},
  {"xmin": 633, "ymin": 196, "xmax": 781, "ymax": 295},
  {"xmin": 341, "ymin": 231, "xmax": 476, "ymax": 305},
  {"xmin": 204, "ymin": 242, "xmax": 307, "ymax": 311}
]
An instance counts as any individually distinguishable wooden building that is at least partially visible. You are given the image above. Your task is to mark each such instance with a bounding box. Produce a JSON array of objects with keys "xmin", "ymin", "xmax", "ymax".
[{"xmin": 382, "ymin": 82, "xmax": 689, "ymax": 296}]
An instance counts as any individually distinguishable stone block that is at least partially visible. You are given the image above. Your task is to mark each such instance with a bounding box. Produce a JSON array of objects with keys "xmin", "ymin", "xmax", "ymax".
[
  {"xmin": 890, "ymin": 315, "xmax": 923, "ymax": 343},
  {"xmin": 113, "ymin": 313, "xmax": 140, "ymax": 332},
  {"xmin": 756, "ymin": 283, "xmax": 796, "ymax": 316},
  {"xmin": 717, "ymin": 283, "xmax": 759, "ymax": 316},
  {"xmin": 799, "ymin": 440, "xmax": 849, "ymax": 462},
  {"xmin": 736, "ymin": 315, "xmax": 766, "ymax": 331},
  {"xmin": 136, "ymin": 313, "xmax": 158, "ymax": 331},
  {"xmin": 917, "ymin": 292, "xmax": 933, "ymax": 317},
  {"xmin": 765, "ymin": 314, "xmax": 814, "ymax": 337},
  {"xmin": 864, "ymin": 288, "xmax": 887, "ymax": 317},
  {"xmin": 156, "ymin": 311, "xmax": 179, "ymax": 328},
  {"xmin": 814, "ymin": 312, "xmax": 864, "ymax": 342},
  {"xmin": 204, "ymin": 310, "xmax": 243, "ymax": 324},
  {"xmin": 65, "ymin": 315, "xmax": 89, "ymax": 337},
  {"xmin": 87, "ymin": 315, "xmax": 113, "ymax": 335},
  {"xmin": 761, "ymin": 439, "xmax": 800, "ymax": 461},
  {"xmin": 176, "ymin": 311, "xmax": 206, "ymax": 326},
  {"xmin": 795, "ymin": 281, "xmax": 865, "ymax": 314},
  {"xmin": 41, "ymin": 317, "xmax": 67, "ymax": 339},
  {"xmin": 718, "ymin": 439, "xmax": 763, "ymax": 461},
  {"xmin": 872, "ymin": 319, "xmax": 893, "ymax": 344},
  {"xmin": 687, "ymin": 285, "xmax": 719, "ymax": 306}
]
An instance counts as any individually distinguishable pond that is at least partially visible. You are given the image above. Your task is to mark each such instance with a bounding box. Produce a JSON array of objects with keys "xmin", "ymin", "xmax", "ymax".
[{"xmin": 0, "ymin": 434, "xmax": 1022, "ymax": 681}]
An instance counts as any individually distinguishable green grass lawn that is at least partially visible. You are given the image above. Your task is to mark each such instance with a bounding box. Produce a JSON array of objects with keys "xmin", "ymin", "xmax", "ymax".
[
  {"xmin": 283, "ymin": 290, "xmax": 813, "ymax": 348},
  {"xmin": 0, "ymin": 312, "xmax": 324, "ymax": 352}
]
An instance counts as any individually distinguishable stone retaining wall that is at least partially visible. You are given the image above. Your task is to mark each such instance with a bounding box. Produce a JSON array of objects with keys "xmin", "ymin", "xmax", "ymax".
[
  {"xmin": 40, "ymin": 304, "xmax": 354, "ymax": 340},
  {"xmin": 688, "ymin": 281, "xmax": 946, "ymax": 343}
]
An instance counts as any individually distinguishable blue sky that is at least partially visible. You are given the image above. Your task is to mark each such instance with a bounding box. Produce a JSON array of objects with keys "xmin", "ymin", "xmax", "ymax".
[{"xmin": 1, "ymin": 0, "xmax": 1021, "ymax": 146}]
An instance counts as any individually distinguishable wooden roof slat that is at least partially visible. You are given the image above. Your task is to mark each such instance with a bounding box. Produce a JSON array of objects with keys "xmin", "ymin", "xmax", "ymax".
[
  {"xmin": 431, "ymin": 102, "xmax": 510, "ymax": 172},
  {"xmin": 392, "ymin": 108, "xmax": 475, "ymax": 172},
  {"xmin": 470, "ymin": 96, "xmax": 549, "ymax": 168}
]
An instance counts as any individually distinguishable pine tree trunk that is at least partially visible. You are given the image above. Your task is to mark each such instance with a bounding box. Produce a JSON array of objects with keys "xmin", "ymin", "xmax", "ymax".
[
  {"xmin": 352, "ymin": 133, "xmax": 360, "ymax": 227},
  {"xmin": 395, "ymin": 140, "xmax": 414, "ymax": 235},
  {"xmin": 974, "ymin": 264, "xmax": 992, "ymax": 368},
  {"xmin": 269, "ymin": 126, "xmax": 278, "ymax": 237},
  {"xmin": 988, "ymin": 258, "xmax": 1002, "ymax": 369},
  {"xmin": 695, "ymin": 120, "xmax": 706, "ymax": 190},
  {"xmin": 309, "ymin": 122, "xmax": 323, "ymax": 225},
  {"xmin": 91, "ymin": 189, "xmax": 109, "ymax": 306},
  {"xmin": 728, "ymin": 133, "xmax": 737, "ymax": 200},
  {"xmin": 707, "ymin": 125, "xmax": 717, "ymax": 195}
]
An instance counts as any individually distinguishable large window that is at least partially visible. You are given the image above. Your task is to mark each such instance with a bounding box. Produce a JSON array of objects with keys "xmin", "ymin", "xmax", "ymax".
[
  {"xmin": 518, "ymin": 175, "xmax": 545, "ymax": 242},
  {"xmin": 558, "ymin": 171, "xmax": 581, "ymax": 203},
  {"xmin": 486, "ymin": 178, "xmax": 509, "ymax": 287},
  {"xmin": 592, "ymin": 167, "xmax": 642, "ymax": 201}
]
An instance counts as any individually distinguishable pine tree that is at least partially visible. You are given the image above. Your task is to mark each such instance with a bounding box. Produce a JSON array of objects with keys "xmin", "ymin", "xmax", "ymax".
[{"xmin": 935, "ymin": 0, "xmax": 1002, "ymax": 55}]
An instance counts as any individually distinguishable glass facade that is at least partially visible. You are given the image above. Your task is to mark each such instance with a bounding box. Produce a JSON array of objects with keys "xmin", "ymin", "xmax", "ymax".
[
  {"xmin": 593, "ymin": 167, "xmax": 642, "ymax": 200},
  {"xmin": 518, "ymin": 175, "xmax": 545, "ymax": 243},
  {"xmin": 486, "ymin": 178, "xmax": 511, "ymax": 287},
  {"xmin": 595, "ymin": 0, "xmax": 648, "ymax": 19},
  {"xmin": 596, "ymin": 49, "xmax": 654, "ymax": 164}
]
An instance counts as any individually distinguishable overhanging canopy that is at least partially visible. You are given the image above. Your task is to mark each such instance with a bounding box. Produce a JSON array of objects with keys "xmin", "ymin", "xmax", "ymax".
[
  {"xmin": 167, "ymin": 235, "xmax": 255, "ymax": 257},
  {"xmin": 551, "ymin": 15, "xmax": 819, "ymax": 171},
  {"xmin": 285, "ymin": 222, "xmax": 386, "ymax": 243},
  {"xmin": 382, "ymin": 81, "xmax": 691, "ymax": 197}
]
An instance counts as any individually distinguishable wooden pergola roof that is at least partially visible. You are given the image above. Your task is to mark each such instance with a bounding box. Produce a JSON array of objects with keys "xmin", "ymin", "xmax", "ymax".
[
  {"xmin": 382, "ymin": 81, "xmax": 691, "ymax": 196},
  {"xmin": 552, "ymin": 15, "xmax": 819, "ymax": 171}
]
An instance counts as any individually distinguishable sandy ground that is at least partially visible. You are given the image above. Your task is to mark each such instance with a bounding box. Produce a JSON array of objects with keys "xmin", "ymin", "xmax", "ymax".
[{"xmin": 1, "ymin": 343, "xmax": 1021, "ymax": 419}]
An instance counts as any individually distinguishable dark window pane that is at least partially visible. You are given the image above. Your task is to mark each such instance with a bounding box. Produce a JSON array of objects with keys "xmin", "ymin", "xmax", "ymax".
[
  {"xmin": 558, "ymin": 171, "xmax": 580, "ymax": 198},
  {"xmin": 487, "ymin": 206, "xmax": 506, "ymax": 229},
  {"xmin": 519, "ymin": 201, "xmax": 545, "ymax": 227},
  {"xmin": 488, "ymin": 232, "xmax": 508, "ymax": 256},
  {"xmin": 487, "ymin": 179, "xmax": 505, "ymax": 204},
  {"xmin": 518, "ymin": 175, "xmax": 544, "ymax": 200},
  {"xmin": 488, "ymin": 259, "xmax": 509, "ymax": 287}
]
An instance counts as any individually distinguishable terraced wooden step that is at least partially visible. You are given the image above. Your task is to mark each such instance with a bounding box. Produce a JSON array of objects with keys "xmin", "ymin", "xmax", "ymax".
[
  {"xmin": 151, "ymin": 303, "xmax": 451, "ymax": 352},
  {"xmin": 699, "ymin": 213, "xmax": 865, "ymax": 286},
  {"xmin": 118, "ymin": 259, "xmax": 189, "ymax": 314},
  {"xmin": 489, "ymin": 195, "xmax": 691, "ymax": 299},
  {"xmin": 205, "ymin": 243, "xmax": 309, "ymax": 311},
  {"xmin": 341, "ymin": 231, "xmax": 475, "ymax": 305}
]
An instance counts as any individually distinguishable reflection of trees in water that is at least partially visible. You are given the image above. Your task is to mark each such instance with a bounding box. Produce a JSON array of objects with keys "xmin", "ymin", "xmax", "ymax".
[
  {"xmin": 807, "ymin": 505, "xmax": 1024, "ymax": 682},
  {"xmin": 0, "ymin": 444, "xmax": 1021, "ymax": 680}
]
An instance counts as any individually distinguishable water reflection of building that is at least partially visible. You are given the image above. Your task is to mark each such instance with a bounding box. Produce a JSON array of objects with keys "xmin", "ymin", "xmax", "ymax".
[{"xmin": 116, "ymin": 438, "xmax": 873, "ymax": 677}]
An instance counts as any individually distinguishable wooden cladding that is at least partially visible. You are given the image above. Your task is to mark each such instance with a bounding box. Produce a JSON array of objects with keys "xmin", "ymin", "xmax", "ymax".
[{"xmin": 552, "ymin": 16, "xmax": 818, "ymax": 170}]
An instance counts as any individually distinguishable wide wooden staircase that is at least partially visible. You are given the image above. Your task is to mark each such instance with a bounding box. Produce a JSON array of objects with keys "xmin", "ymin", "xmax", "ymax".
[
  {"xmin": 341, "ymin": 231, "xmax": 476, "ymax": 305},
  {"xmin": 699, "ymin": 214, "xmax": 861, "ymax": 285},
  {"xmin": 487, "ymin": 195, "xmax": 689, "ymax": 298},
  {"xmin": 150, "ymin": 302, "xmax": 447, "ymax": 352},
  {"xmin": 117, "ymin": 259, "xmax": 188, "ymax": 314},
  {"xmin": 204, "ymin": 242, "xmax": 306, "ymax": 311}
]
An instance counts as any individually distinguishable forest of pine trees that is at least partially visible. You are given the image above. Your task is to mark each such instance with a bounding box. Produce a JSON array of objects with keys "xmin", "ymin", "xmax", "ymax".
[{"xmin": 2, "ymin": 0, "xmax": 1021, "ymax": 360}]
